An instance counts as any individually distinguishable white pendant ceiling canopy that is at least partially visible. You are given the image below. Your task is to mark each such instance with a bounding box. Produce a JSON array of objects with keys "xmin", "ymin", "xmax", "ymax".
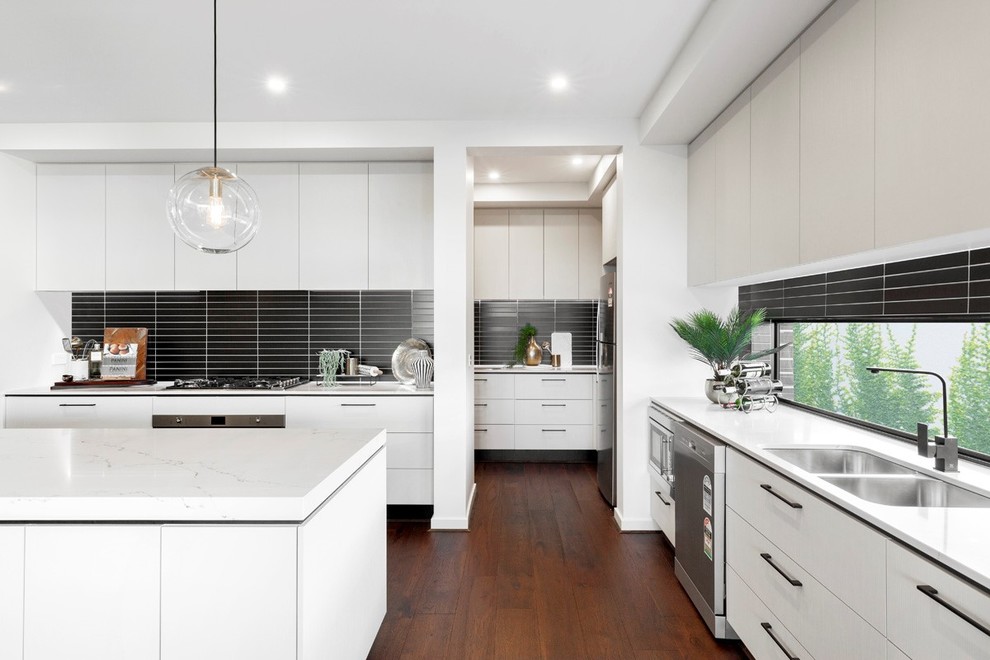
[{"xmin": 166, "ymin": 0, "xmax": 260, "ymax": 254}]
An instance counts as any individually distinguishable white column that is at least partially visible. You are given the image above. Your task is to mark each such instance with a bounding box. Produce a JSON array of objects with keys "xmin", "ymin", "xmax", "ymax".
[{"xmin": 430, "ymin": 144, "xmax": 475, "ymax": 529}]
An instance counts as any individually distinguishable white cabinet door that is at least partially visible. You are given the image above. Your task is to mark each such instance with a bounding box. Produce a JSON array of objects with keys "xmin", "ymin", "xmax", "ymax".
[
  {"xmin": 161, "ymin": 525, "xmax": 297, "ymax": 660},
  {"xmin": 727, "ymin": 566, "xmax": 812, "ymax": 660},
  {"xmin": 875, "ymin": 0, "xmax": 990, "ymax": 248},
  {"xmin": 368, "ymin": 162, "xmax": 433, "ymax": 289},
  {"xmin": 299, "ymin": 162, "xmax": 369, "ymax": 289},
  {"xmin": 649, "ymin": 472, "xmax": 675, "ymax": 546},
  {"xmin": 152, "ymin": 395, "xmax": 285, "ymax": 416},
  {"xmin": 514, "ymin": 425, "xmax": 593, "ymax": 450},
  {"xmin": 236, "ymin": 163, "xmax": 300, "ymax": 290},
  {"xmin": 23, "ymin": 526, "xmax": 160, "ymax": 660},
  {"xmin": 514, "ymin": 373, "xmax": 593, "ymax": 399},
  {"xmin": 514, "ymin": 399, "xmax": 593, "ymax": 425},
  {"xmin": 800, "ymin": 0, "xmax": 875, "ymax": 264},
  {"xmin": 750, "ymin": 42, "xmax": 800, "ymax": 275},
  {"xmin": 473, "ymin": 373, "xmax": 514, "ymax": 399},
  {"xmin": 474, "ymin": 424, "xmax": 514, "ymax": 449},
  {"xmin": 543, "ymin": 209, "xmax": 579, "ymax": 299},
  {"xmin": 173, "ymin": 162, "xmax": 238, "ymax": 290},
  {"xmin": 285, "ymin": 396, "xmax": 432, "ymax": 433},
  {"xmin": 36, "ymin": 164, "xmax": 105, "ymax": 291},
  {"xmin": 601, "ymin": 180, "xmax": 618, "ymax": 265},
  {"xmin": 474, "ymin": 208, "xmax": 510, "ymax": 299},
  {"xmin": 5, "ymin": 395, "xmax": 153, "ymax": 428},
  {"xmin": 508, "ymin": 209, "xmax": 544, "ymax": 298},
  {"xmin": 687, "ymin": 129, "xmax": 716, "ymax": 286},
  {"xmin": 106, "ymin": 164, "xmax": 176, "ymax": 290},
  {"xmin": 0, "ymin": 527, "xmax": 24, "ymax": 660},
  {"xmin": 714, "ymin": 89, "xmax": 751, "ymax": 281},
  {"xmin": 578, "ymin": 209, "xmax": 602, "ymax": 299},
  {"xmin": 474, "ymin": 398, "xmax": 514, "ymax": 425}
]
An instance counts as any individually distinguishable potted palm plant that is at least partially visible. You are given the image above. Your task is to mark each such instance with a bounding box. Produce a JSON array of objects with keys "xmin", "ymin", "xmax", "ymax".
[{"xmin": 669, "ymin": 307, "xmax": 784, "ymax": 403}]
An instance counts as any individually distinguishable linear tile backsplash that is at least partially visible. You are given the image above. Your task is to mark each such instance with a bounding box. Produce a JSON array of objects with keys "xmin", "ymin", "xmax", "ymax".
[
  {"xmin": 72, "ymin": 290, "xmax": 434, "ymax": 381},
  {"xmin": 474, "ymin": 300, "xmax": 597, "ymax": 366}
]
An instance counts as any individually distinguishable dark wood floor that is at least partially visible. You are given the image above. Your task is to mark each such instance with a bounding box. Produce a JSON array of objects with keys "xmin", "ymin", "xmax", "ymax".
[{"xmin": 368, "ymin": 462, "xmax": 749, "ymax": 659}]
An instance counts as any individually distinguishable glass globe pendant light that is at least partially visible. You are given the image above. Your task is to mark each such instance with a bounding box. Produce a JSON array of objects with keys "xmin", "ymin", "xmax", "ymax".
[{"xmin": 167, "ymin": 0, "xmax": 260, "ymax": 254}]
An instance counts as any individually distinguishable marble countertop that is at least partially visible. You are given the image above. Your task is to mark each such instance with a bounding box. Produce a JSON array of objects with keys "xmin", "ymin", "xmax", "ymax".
[
  {"xmin": 0, "ymin": 426, "xmax": 384, "ymax": 523},
  {"xmin": 474, "ymin": 365, "xmax": 597, "ymax": 374},
  {"xmin": 653, "ymin": 396, "xmax": 990, "ymax": 590},
  {"xmin": 6, "ymin": 381, "xmax": 432, "ymax": 396}
]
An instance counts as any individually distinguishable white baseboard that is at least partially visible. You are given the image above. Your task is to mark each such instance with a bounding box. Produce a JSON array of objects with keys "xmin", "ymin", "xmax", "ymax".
[
  {"xmin": 613, "ymin": 507, "xmax": 660, "ymax": 532},
  {"xmin": 430, "ymin": 482, "xmax": 476, "ymax": 531}
]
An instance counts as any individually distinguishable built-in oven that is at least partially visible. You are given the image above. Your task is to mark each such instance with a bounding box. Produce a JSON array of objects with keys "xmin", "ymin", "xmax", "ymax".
[{"xmin": 649, "ymin": 403, "xmax": 676, "ymax": 497}]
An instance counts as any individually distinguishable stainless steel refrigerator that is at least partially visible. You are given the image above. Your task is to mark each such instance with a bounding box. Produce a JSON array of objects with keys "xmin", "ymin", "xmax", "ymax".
[{"xmin": 596, "ymin": 272, "xmax": 617, "ymax": 506}]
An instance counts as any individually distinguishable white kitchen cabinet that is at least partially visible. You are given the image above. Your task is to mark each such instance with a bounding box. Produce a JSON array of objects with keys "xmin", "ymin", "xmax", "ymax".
[
  {"xmin": 36, "ymin": 164, "xmax": 106, "ymax": 291},
  {"xmin": 514, "ymin": 373, "xmax": 592, "ymax": 400},
  {"xmin": 368, "ymin": 162, "xmax": 433, "ymax": 290},
  {"xmin": 235, "ymin": 162, "xmax": 300, "ymax": 290},
  {"xmin": 474, "ymin": 208, "xmax": 510, "ymax": 299},
  {"xmin": 875, "ymin": 0, "xmax": 990, "ymax": 248},
  {"xmin": 750, "ymin": 42, "xmax": 800, "ymax": 274},
  {"xmin": 299, "ymin": 162, "xmax": 370, "ymax": 290},
  {"xmin": 714, "ymin": 89, "xmax": 752, "ymax": 281},
  {"xmin": 887, "ymin": 641, "xmax": 912, "ymax": 660},
  {"xmin": 161, "ymin": 525, "xmax": 297, "ymax": 660},
  {"xmin": 648, "ymin": 468, "xmax": 675, "ymax": 546},
  {"xmin": 173, "ymin": 162, "xmax": 238, "ymax": 290},
  {"xmin": 474, "ymin": 424, "xmax": 514, "ymax": 450},
  {"xmin": 514, "ymin": 424, "xmax": 593, "ymax": 450},
  {"xmin": 474, "ymin": 373, "xmax": 514, "ymax": 399},
  {"xmin": 24, "ymin": 525, "xmax": 160, "ymax": 660},
  {"xmin": 474, "ymin": 398, "xmax": 514, "ymax": 425},
  {"xmin": 514, "ymin": 399, "xmax": 592, "ymax": 425},
  {"xmin": 106, "ymin": 164, "xmax": 176, "ymax": 290},
  {"xmin": 687, "ymin": 126, "xmax": 716, "ymax": 286},
  {"xmin": 543, "ymin": 209, "xmax": 580, "ymax": 299},
  {"xmin": 474, "ymin": 373, "xmax": 515, "ymax": 449},
  {"xmin": 601, "ymin": 179, "xmax": 618, "ymax": 265},
  {"xmin": 578, "ymin": 209, "xmax": 602, "ymax": 299},
  {"xmin": 152, "ymin": 395, "xmax": 285, "ymax": 416},
  {"xmin": 0, "ymin": 527, "xmax": 24, "ymax": 660},
  {"xmin": 5, "ymin": 395, "xmax": 153, "ymax": 428},
  {"xmin": 800, "ymin": 0, "xmax": 875, "ymax": 264},
  {"xmin": 508, "ymin": 209, "xmax": 544, "ymax": 299},
  {"xmin": 726, "ymin": 566, "xmax": 812, "ymax": 660},
  {"xmin": 886, "ymin": 541, "xmax": 990, "ymax": 660}
]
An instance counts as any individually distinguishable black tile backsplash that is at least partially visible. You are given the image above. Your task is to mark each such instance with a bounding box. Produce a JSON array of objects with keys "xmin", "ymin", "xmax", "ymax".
[
  {"xmin": 474, "ymin": 299, "xmax": 597, "ymax": 366},
  {"xmin": 72, "ymin": 290, "xmax": 434, "ymax": 381},
  {"xmin": 740, "ymin": 247, "xmax": 990, "ymax": 320}
]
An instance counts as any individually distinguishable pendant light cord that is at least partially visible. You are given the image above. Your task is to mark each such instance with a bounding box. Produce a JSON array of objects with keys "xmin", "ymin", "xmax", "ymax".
[{"xmin": 213, "ymin": 0, "xmax": 218, "ymax": 169}]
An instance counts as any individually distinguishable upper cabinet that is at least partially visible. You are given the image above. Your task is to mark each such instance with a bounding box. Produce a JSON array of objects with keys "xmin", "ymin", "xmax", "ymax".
[
  {"xmin": 799, "ymin": 0, "xmax": 875, "ymax": 264},
  {"xmin": 714, "ymin": 90, "xmax": 752, "ymax": 281},
  {"xmin": 687, "ymin": 128, "xmax": 716, "ymax": 286},
  {"xmin": 508, "ymin": 210, "xmax": 544, "ymax": 299},
  {"xmin": 474, "ymin": 209, "xmax": 509, "ymax": 299},
  {"xmin": 299, "ymin": 163, "xmax": 369, "ymax": 290},
  {"xmin": 874, "ymin": 0, "xmax": 990, "ymax": 247},
  {"xmin": 543, "ymin": 210, "xmax": 580, "ymax": 299},
  {"xmin": 235, "ymin": 163, "xmax": 300, "ymax": 291},
  {"xmin": 368, "ymin": 162, "xmax": 433, "ymax": 290},
  {"xmin": 601, "ymin": 180, "xmax": 618, "ymax": 265},
  {"xmin": 173, "ymin": 162, "xmax": 238, "ymax": 291},
  {"xmin": 36, "ymin": 164, "xmax": 106, "ymax": 291},
  {"xmin": 106, "ymin": 164, "xmax": 176, "ymax": 291},
  {"xmin": 577, "ymin": 209, "xmax": 602, "ymax": 299}
]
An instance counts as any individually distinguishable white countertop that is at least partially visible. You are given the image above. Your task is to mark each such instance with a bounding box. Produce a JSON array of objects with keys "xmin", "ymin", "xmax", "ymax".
[
  {"xmin": 0, "ymin": 426, "xmax": 385, "ymax": 523},
  {"xmin": 474, "ymin": 365, "xmax": 597, "ymax": 374},
  {"xmin": 6, "ymin": 380, "xmax": 432, "ymax": 396},
  {"xmin": 653, "ymin": 396, "xmax": 990, "ymax": 590}
]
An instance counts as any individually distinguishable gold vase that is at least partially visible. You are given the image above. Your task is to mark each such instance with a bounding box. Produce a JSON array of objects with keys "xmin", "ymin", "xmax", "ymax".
[{"xmin": 523, "ymin": 337, "xmax": 542, "ymax": 366}]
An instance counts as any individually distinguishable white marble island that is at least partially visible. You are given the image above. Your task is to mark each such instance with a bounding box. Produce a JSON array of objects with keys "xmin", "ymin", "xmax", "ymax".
[{"xmin": 0, "ymin": 426, "xmax": 387, "ymax": 660}]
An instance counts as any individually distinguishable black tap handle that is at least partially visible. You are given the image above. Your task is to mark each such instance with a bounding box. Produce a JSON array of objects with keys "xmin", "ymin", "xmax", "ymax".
[{"xmin": 917, "ymin": 423, "xmax": 934, "ymax": 458}]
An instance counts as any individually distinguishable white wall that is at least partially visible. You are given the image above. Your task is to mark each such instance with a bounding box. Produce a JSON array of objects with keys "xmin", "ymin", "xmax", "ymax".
[{"xmin": 0, "ymin": 153, "xmax": 68, "ymax": 424}]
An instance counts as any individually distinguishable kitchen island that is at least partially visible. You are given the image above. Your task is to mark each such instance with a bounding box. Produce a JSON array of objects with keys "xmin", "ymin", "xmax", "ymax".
[{"xmin": 0, "ymin": 426, "xmax": 386, "ymax": 660}]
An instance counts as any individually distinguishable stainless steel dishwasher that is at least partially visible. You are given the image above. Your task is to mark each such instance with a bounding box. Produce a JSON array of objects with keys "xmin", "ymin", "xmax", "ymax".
[{"xmin": 673, "ymin": 420, "xmax": 736, "ymax": 640}]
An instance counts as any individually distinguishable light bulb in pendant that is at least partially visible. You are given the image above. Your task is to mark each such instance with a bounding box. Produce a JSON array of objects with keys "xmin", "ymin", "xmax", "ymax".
[{"xmin": 207, "ymin": 175, "xmax": 227, "ymax": 228}]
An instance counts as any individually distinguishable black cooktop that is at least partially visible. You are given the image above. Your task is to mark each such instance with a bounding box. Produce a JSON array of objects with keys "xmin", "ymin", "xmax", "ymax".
[{"xmin": 166, "ymin": 376, "xmax": 306, "ymax": 390}]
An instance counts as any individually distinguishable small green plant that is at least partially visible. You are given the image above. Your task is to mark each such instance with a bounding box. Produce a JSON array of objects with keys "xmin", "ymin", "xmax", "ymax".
[
  {"xmin": 318, "ymin": 349, "xmax": 345, "ymax": 387},
  {"xmin": 669, "ymin": 307, "xmax": 783, "ymax": 378},
  {"xmin": 513, "ymin": 323, "xmax": 538, "ymax": 363}
]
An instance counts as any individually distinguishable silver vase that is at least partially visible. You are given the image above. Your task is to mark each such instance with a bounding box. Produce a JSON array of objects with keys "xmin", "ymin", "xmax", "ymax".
[{"xmin": 412, "ymin": 350, "xmax": 434, "ymax": 390}]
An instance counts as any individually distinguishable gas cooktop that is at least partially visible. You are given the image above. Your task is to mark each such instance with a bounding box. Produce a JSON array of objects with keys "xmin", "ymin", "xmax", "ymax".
[{"xmin": 166, "ymin": 376, "xmax": 306, "ymax": 390}]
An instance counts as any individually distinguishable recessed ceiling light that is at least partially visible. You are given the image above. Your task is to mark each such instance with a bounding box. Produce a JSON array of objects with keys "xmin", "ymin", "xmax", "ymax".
[
  {"xmin": 0, "ymin": 82, "xmax": 9, "ymax": 93},
  {"xmin": 488, "ymin": 170, "xmax": 501, "ymax": 181},
  {"xmin": 549, "ymin": 75, "xmax": 569, "ymax": 93},
  {"xmin": 266, "ymin": 76, "xmax": 288, "ymax": 95},
  {"xmin": 571, "ymin": 156, "xmax": 584, "ymax": 166}
]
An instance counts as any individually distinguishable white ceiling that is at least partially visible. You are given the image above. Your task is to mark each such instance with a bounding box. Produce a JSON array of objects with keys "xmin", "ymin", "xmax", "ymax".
[
  {"xmin": 0, "ymin": 0, "xmax": 710, "ymax": 124},
  {"xmin": 472, "ymin": 154, "xmax": 601, "ymax": 184}
]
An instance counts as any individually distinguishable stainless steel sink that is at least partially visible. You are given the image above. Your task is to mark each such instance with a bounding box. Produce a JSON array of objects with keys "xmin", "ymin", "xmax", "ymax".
[
  {"xmin": 765, "ymin": 447, "xmax": 919, "ymax": 475},
  {"xmin": 821, "ymin": 475, "xmax": 990, "ymax": 508}
]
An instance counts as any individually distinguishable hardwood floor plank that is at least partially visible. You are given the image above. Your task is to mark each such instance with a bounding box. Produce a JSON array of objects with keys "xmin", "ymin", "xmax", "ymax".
[
  {"xmin": 494, "ymin": 607, "xmax": 543, "ymax": 659},
  {"xmin": 573, "ymin": 584, "xmax": 637, "ymax": 659},
  {"xmin": 416, "ymin": 532, "xmax": 469, "ymax": 614},
  {"xmin": 529, "ymin": 508, "xmax": 587, "ymax": 659},
  {"xmin": 398, "ymin": 613, "xmax": 454, "ymax": 659},
  {"xmin": 445, "ymin": 575, "xmax": 497, "ymax": 660}
]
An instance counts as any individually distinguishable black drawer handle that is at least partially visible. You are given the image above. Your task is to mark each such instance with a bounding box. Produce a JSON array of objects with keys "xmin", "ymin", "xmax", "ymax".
[
  {"xmin": 541, "ymin": 429, "xmax": 566, "ymax": 433},
  {"xmin": 475, "ymin": 378, "xmax": 488, "ymax": 382},
  {"xmin": 475, "ymin": 428, "xmax": 488, "ymax": 432},
  {"xmin": 917, "ymin": 585, "xmax": 990, "ymax": 637},
  {"xmin": 760, "ymin": 484, "xmax": 803, "ymax": 509},
  {"xmin": 654, "ymin": 491, "xmax": 671, "ymax": 506},
  {"xmin": 341, "ymin": 403, "xmax": 376, "ymax": 407},
  {"xmin": 761, "ymin": 553, "xmax": 802, "ymax": 587},
  {"xmin": 541, "ymin": 378, "xmax": 566, "ymax": 382},
  {"xmin": 541, "ymin": 403, "xmax": 566, "ymax": 407},
  {"xmin": 761, "ymin": 623, "xmax": 799, "ymax": 660},
  {"xmin": 58, "ymin": 403, "xmax": 97, "ymax": 407}
]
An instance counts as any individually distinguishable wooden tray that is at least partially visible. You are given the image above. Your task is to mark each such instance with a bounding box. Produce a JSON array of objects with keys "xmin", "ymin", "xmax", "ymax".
[{"xmin": 51, "ymin": 379, "xmax": 156, "ymax": 390}]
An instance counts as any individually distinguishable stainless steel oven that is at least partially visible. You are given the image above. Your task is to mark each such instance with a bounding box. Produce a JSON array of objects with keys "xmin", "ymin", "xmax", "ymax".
[{"xmin": 649, "ymin": 403, "xmax": 677, "ymax": 497}]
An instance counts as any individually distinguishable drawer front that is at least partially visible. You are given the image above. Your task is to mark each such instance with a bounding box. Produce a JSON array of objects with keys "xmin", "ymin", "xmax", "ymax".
[
  {"xmin": 474, "ymin": 399, "xmax": 514, "ymax": 425},
  {"xmin": 386, "ymin": 468, "xmax": 432, "ymax": 505},
  {"xmin": 727, "ymin": 566, "xmax": 812, "ymax": 660},
  {"xmin": 514, "ymin": 425, "xmax": 593, "ymax": 450},
  {"xmin": 887, "ymin": 541, "xmax": 990, "ymax": 660},
  {"xmin": 727, "ymin": 509, "xmax": 885, "ymax": 660},
  {"xmin": 285, "ymin": 396, "xmax": 432, "ymax": 433},
  {"xmin": 386, "ymin": 433, "xmax": 432, "ymax": 469},
  {"xmin": 474, "ymin": 425, "xmax": 514, "ymax": 450},
  {"xmin": 473, "ymin": 374, "xmax": 514, "ymax": 399},
  {"xmin": 649, "ymin": 471, "xmax": 675, "ymax": 547},
  {"xmin": 514, "ymin": 374, "xmax": 592, "ymax": 400},
  {"xmin": 514, "ymin": 399, "xmax": 592, "ymax": 425},
  {"xmin": 727, "ymin": 449, "xmax": 886, "ymax": 633},
  {"xmin": 5, "ymin": 396, "xmax": 152, "ymax": 428},
  {"xmin": 153, "ymin": 396, "xmax": 285, "ymax": 416}
]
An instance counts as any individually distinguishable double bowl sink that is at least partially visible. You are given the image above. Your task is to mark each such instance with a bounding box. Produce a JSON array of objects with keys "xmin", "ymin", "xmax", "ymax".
[{"xmin": 765, "ymin": 447, "xmax": 990, "ymax": 508}]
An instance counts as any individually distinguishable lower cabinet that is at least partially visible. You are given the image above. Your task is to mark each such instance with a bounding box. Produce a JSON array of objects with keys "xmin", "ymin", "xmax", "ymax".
[
  {"xmin": 727, "ymin": 566, "xmax": 812, "ymax": 660},
  {"xmin": 0, "ymin": 527, "xmax": 24, "ymax": 660},
  {"xmin": 5, "ymin": 395, "xmax": 153, "ymax": 428},
  {"xmin": 648, "ymin": 467, "xmax": 675, "ymax": 546}
]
